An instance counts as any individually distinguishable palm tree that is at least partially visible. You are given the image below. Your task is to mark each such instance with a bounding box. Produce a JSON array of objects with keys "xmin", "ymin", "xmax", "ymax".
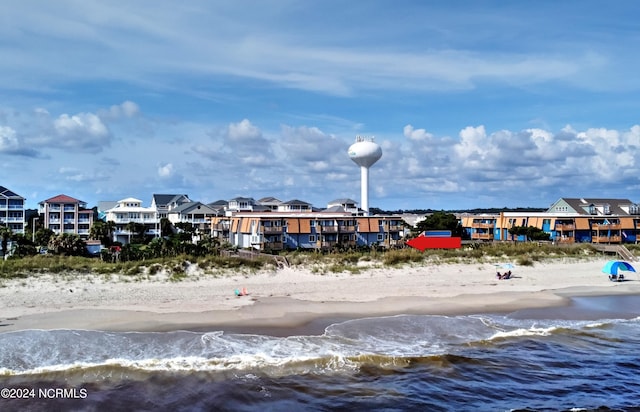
[{"xmin": 105, "ymin": 220, "xmax": 116, "ymax": 245}]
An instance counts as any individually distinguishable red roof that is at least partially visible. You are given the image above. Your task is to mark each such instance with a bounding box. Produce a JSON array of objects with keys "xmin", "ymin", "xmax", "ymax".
[{"xmin": 41, "ymin": 194, "xmax": 84, "ymax": 204}]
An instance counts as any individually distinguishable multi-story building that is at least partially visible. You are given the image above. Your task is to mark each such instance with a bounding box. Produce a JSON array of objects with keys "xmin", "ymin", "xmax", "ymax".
[
  {"xmin": 461, "ymin": 197, "xmax": 640, "ymax": 244},
  {"xmin": 0, "ymin": 186, "xmax": 26, "ymax": 234},
  {"xmin": 211, "ymin": 211, "xmax": 405, "ymax": 251},
  {"xmin": 102, "ymin": 197, "xmax": 159, "ymax": 244},
  {"xmin": 38, "ymin": 194, "xmax": 93, "ymax": 239},
  {"xmin": 167, "ymin": 201, "xmax": 218, "ymax": 232},
  {"xmin": 151, "ymin": 194, "xmax": 192, "ymax": 219}
]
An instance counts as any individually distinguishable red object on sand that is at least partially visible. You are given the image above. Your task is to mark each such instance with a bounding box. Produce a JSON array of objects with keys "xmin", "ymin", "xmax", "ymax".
[{"xmin": 406, "ymin": 236, "xmax": 461, "ymax": 251}]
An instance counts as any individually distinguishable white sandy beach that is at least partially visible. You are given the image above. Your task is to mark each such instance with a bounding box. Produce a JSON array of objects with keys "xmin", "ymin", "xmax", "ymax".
[{"xmin": 1, "ymin": 257, "xmax": 638, "ymax": 333}]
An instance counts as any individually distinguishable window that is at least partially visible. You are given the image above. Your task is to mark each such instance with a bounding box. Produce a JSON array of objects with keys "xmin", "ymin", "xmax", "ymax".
[
  {"xmin": 377, "ymin": 234, "xmax": 384, "ymax": 241},
  {"xmin": 309, "ymin": 235, "xmax": 316, "ymax": 242}
]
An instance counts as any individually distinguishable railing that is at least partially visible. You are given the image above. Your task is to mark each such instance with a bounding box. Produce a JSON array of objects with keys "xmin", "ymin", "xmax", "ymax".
[
  {"xmin": 556, "ymin": 237, "xmax": 575, "ymax": 244},
  {"xmin": 593, "ymin": 236, "xmax": 622, "ymax": 243},
  {"xmin": 263, "ymin": 241, "xmax": 284, "ymax": 250},
  {"xmin": 337, "ymin": 225, "xmax": 357, "ymax": 232},
  {"xmin": 111, "ymin": 218, "xmax": 158, "ymax": 224},
  {"xmin": 594, "ymin": 224, "xmax": 622, "ymax": 230},
  {"xmin": 262, "ymin": 227, "xmax": 283, "ymax": 234},
  {"xmin": 471, "ymin": 233, "xmax": 492, "ymax": 240},
  {"xmin": 385, "ymin": 224, "xmax": 404, "ymax": 231},
  {"xmin": 318, "ymin": 226, "xmax": 338, "ymax": 233},
  {"xmin": 472, "ymin": 223, "xmax": 493, "ymax": 229},
  {"xmin": 555, "ymin": 224, "xmax": 575, "ymax": 231}
]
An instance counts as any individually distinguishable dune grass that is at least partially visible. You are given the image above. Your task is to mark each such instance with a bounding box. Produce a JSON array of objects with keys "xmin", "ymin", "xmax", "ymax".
[{"xmin": 0, "ymin": 242, "xmax": 610, "ymax": 280}]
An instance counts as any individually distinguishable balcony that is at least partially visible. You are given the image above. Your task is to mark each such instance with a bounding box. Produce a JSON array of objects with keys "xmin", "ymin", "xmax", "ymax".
[
  {"xmin": 472, "ymin": 223, "xmax": 494, "ymax": 229},
  {"xmin": 262, "ymin": 226, "xmax": 283, "ymax": 234},
  {"xmin": 471, "ymin": 233, "xmax": 493, "ymax": 240},
  {"xmin": 112, "ymin": 217, "xmax": 158, "ymax": 224},
  {"xmin": 320, "ymin": 241, "xmax": 337, "ymax": 248},
  {"xmin": 557, "ymin": 237, "xmax": 575, "ymax": 244},
  {"xmin": 262, "ymin": 241, "xmax": 283, "ymax": 250},
  {"xmin": 384, "ymin": 224, "xmax": 403, "ymax": 232},
  {"xmin": 593, "ymin": 235, "xmax": 622, "ymax": 244},
  {"xmin": 318, "ymin": 226, "xmax": 338, "ymax": 233},
  {"xmin": 594, "ymin": 224, "xmax": 621, "ymax": 230},
  {"xmin": 556, "ymin": 224, "xmax": 575, "ymax": 231}
]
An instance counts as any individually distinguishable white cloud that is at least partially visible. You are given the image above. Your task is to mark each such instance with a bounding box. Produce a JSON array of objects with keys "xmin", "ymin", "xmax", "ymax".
[
  {"xmin": 404, "ymin": 125, "xmax": 433, "ymax": 142},
  {"xmin": 53, "ymin": 112, "xmax": 111, "ymax": 152},
  {"xmin": 99, "ymin": 101, "xmax": 141, "ymax": 120},
  {"xmin": 158, "ymin": 163, "xmax": 174, "ymax": 178},
  {"xmin": 0, "ymin": 126, "xmax": 18, "ymax": 151}
]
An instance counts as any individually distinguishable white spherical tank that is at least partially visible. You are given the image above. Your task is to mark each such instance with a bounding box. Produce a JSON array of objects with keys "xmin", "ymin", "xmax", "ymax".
[
  {"xmin": 347, "ymin": 136, "xmax": 382, "ymax": 214},
  {"xmin": 348, "ymin": 140, "xmax": 382, "ymax": 168}
]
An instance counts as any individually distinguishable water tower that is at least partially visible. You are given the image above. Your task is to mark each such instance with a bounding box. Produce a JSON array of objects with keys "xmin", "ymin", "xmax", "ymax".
[{"xmin": 348, "ymin": 136, "xmax": 382, "ymax": 214}]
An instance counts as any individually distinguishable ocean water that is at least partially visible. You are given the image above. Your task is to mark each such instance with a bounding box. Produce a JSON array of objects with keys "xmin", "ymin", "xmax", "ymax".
[{"xmin": 1, "ymin": 295, "xmax": 640, "ymax": 412}]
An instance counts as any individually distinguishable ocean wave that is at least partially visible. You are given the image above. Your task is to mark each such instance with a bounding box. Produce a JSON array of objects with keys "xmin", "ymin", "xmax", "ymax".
[{"xmin": 1, "ymin": 314, "xmax": 637, "ymax": 377}]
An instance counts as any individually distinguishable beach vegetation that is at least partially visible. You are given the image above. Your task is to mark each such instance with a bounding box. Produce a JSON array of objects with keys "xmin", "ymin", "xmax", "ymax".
[{"xmin": 0, "ymin": 236, "xmax": 620, "ymax": 281}]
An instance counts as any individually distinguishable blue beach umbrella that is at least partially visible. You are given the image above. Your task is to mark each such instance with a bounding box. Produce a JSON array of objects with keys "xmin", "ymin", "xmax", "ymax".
[{"xmin": 602, "ymin": 260, "xmax": 636, "ymax": 276}]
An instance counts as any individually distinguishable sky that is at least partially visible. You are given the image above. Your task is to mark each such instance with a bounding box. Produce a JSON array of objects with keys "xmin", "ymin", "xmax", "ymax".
[{"xmin": 2, "ymin": 1, "xmax": 640, "ymax": 212}]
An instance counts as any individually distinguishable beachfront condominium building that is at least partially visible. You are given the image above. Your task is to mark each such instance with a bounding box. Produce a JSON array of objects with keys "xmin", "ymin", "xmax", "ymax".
[
  {"xmin": 0, "ymin": 186, "xmax": 26, "ymax": 234},
  {"xmin": 38, "ymin": 194, "xmax": 94, "ymax": 239},
  {"xmin": 461, "ymin": 197, "xmax": 640, "ymax": 244},
  {"xmin": 211, "ymin": 212, "xmax": 405, "ymax": 251},
  {"xmin": 102, "ymin": 197, "xmax": 159, "ymax": 244}
]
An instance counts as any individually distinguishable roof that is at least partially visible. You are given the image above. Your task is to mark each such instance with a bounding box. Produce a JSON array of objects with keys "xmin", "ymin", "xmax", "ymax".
[
  {"xmin": 119, "ymin": 197, "xmax": 143, "ymax": 203},
  {"xmin": 40, "ymin": 194, "xmax": 84, "ymax": 204},
  {"xmin": 258, "ymin": 197, "xmax": 282, "ymax": 204},
  {"xmin": 97, "ymin": 201, "xmax": 118, "ymax": 212},
  {"xmin": 323, "ymin": 205, "xmax": 347, "ymax": 212},
  {"xmin": 0, "ymin": 186, "xmax": 24, "ymax": 199},
  {"xmin": 229, "ymin": 196, "xmax": 256, "ymax": 203},
  {"xmin": 556, "ymin": 198, "xmax": 635, "ymax": 215},
  {"xmin": 152, "ymin": 194, "xmax": 190, "ymax": 207},
  {"xmin": 281, "ymin": 199, "xmax": 312, "ymax": 205},
  {"xmin": 328, "ymin": 198, "xmax": 358, "ymax": 205},
  {"xmin": 168, "ymin": 201, "xmax": 218, "ymax": 214}
]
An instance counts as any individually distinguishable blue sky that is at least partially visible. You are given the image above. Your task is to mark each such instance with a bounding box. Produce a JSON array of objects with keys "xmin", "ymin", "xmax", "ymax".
[{"xmin": 2, "ymin": 1, "xmax": 640, "ymax": 211}]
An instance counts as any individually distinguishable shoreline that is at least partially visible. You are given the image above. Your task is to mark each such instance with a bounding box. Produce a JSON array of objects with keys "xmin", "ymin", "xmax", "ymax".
[{"xmin": 1, "ymin": 258, "xmax": 639, "ymax": 335}]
